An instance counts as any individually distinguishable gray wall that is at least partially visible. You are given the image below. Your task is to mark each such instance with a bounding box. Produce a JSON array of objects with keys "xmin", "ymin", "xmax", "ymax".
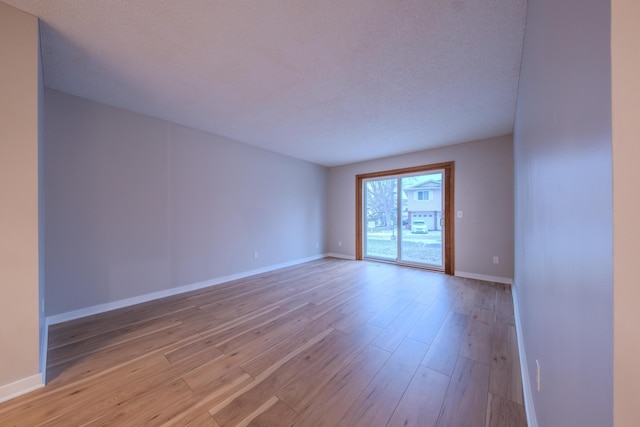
[
  {"xmin": 0, "ymin": 2, "xmax": 41, "ymax": 389},
  {"xmin": 513, "ymin": 0, "xmax": 613, "ymax": 426},
  {"xmin": 44, "ymin": 89, "xmax": 328, "ymax": 316},
  {"xmin": 327, "ymin": 135, "xmax": 514, "ymax": 280}
]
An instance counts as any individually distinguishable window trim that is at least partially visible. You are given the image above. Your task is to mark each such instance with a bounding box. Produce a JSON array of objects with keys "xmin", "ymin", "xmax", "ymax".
[{"xmin": 355, "ymin": 161, "xmax": 455, "ymax": 275}]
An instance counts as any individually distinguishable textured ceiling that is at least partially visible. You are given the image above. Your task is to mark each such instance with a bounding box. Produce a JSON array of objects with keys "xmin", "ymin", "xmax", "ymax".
[{"xmin": 5, "ymin": 0, "xmax": 527, "ymax": 166}]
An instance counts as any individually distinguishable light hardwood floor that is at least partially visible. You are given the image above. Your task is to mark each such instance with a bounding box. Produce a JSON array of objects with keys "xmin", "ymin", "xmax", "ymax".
[{"xmin": 0, "ymin": 258, "xmax": 527, "ymax": 427}]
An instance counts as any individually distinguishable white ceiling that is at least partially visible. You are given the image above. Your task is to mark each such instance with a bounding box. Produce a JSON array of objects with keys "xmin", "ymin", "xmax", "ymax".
[{"xmin": 5, "ymin": 0, "xmax": 527, "ymax": 166}]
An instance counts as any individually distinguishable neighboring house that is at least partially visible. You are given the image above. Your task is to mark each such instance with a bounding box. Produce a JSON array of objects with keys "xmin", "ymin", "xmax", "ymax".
[{"xmin": 403, "ymin": 180, "xmax": 443, "ymax": 231}]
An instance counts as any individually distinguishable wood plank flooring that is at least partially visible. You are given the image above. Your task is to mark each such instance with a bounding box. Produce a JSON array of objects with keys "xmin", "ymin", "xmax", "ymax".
[{"xmin": 0, "ymin": 258, "xmax": 527, "ymax": 427}]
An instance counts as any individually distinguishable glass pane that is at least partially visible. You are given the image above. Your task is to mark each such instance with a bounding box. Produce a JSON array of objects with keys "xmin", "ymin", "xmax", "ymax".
[
  {"xmin": 364, "ymin": 177, "xmax": 398, "ymax": 260},
  {"xmin": 399, "ymin": 172, "xmax": 443, "ymax": 267}
]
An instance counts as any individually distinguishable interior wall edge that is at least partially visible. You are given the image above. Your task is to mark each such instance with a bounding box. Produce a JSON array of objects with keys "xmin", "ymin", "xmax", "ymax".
[{"xmin": 0, "ymin": 0, "xmax": 41, "ymax": 391}]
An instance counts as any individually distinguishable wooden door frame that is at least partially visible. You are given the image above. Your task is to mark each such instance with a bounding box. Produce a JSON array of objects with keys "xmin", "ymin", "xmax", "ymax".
[{"xmin": 355, "ymin": 161, "xmax": 455, "ymax": 275}]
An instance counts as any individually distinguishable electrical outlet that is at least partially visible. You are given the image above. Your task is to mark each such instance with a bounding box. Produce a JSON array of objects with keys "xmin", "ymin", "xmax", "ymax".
[
  {"xmin": 536, "ymin": 359, "xmax": 541, "ymax": 391},
  {"xmin": 254, "ymin": 251, "xmax": 258, "ymax": 259},
  {"xmin": 493, "ymin": 256, "xmax": 499, "ymax": 264},
  {"xmin": 457, "ymin": 211, "xmax": 463, "ymax": 218},
  {"xmin": 316, "ymin": 242, "xmax": 319, "ymax": 249},
  {"xmin": 338, "ymin": 241, "xmax": 342, "ymax": 246}
]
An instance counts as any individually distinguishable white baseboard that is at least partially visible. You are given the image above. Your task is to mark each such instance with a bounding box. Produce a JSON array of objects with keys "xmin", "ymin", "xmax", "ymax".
[
  {"xmin": 47, "ymin": 254, "xmax": 327, "ymax": 325},
  {"xmin": 0, "ymin": 373, "xmax": 43, "ymax": 404},
  {"xmin": 454, "ymin": 271, "xmax": 513, "ymax": 285},
  {"xmin": 326, "ymin": 253, "xmax": 356, "ymax": 260},
  {"xmin": 512, "ymin": 284, "xmax": 538, "ymax": 427}
]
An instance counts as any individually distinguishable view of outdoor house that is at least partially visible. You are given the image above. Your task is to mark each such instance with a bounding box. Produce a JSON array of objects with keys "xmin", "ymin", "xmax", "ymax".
[
  {"xmin": 403, "ymin": 179, "xmax": 443, "ymax": 232},
  {"xmin": 364, "ymin": 172, "xmax": 444, "ymax": 268}
]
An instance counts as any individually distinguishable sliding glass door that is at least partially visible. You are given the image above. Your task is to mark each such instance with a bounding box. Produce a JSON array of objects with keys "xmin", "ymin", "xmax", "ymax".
[
  {"xmin": 363, "ymin": 177, "xmax": 398, "ymax": 261},
  {"xmin": 362, "ymin": 168, "xmax": 447, "ymax": 271},
  {"xmin": 398, "ymin": 171, "xmax": 444, "ymax": 268}
]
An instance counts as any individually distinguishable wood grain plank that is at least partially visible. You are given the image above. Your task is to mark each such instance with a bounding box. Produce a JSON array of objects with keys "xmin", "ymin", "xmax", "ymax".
[
  {"xmin": 451, "ymin": 281, "xmax": 479, "ymax": 315},
  {"xmin": 386, "ymin": 366, "xmax": 450, "ymax": 427},
  {"xmin": 372, "ymin": 302, "xmax": 429, "ymax": 352},
  {"xmin": 235, "ymin": 396, "xmax": 279, "ymax": 427},
  {"xmin": 329, "ymin": 291, "xmax": 403, "ymax": 334},
  {"xmin": 436, "ymin": 356, "xmax": 490, "ymax": 427},
  {"xmin": 0, "ymin": 354, "xmax": 171, "ymax": 426},
  {"xmin": 41, "ymin": 347, "xmax": 227, "ymax": 426},
  {"xmin": 367, "ymin": 295, "xmax": 414, "ymax": 328},
  {"xmin": 495, "ymin": 285, "xmax": 515, "ymax": 326},
  {"xmin": 201, "ymin": 286, "xmax": 299, "ymax": 321},
  {"xmin": 239, "ymin": 317, "xmax": 339, "ymax": 377},
  {"xmin": 489, "ymin": 323, "xmax": 523, "ymax": 404},
  {"xmin": 486, "ymin": 393, "xmax": 527, "ymax": 427},
  {"xmin": 290, "ymin": 345, "xmax": 390, "ymax": 426},
  {"xmin": 406, "ymin": 298, "xmax": 452, "ymax": 344},
  {"xmin": 184, "ymin": 412, "xmax": 220, "ymax": 427},
  {"xmin": 48, "ymin": 318, "xmax": 183, "ymax": 367},
  {"xmin": 83, "ymin": 378, "xmax": 193, "ymax": 426},
  {"xmin": 214, "ymin": 310, "xmax": 312, "ymax": 355},
  {"xmin": 163, "ymin": 334, "xmax": 224, "ymax": 364},
  {"xmin": 474, "ymin": 282, "xmax": 497, "ymax": 311},
  {"xmin": 160, "ymin": 369, "xmax": 254, "ymax": 427},
  {"xmin": 211, "ymin": 329, "xmax": 344, "ymax": 426},
  {"xmin": 207, "ymin": 328, "xmax": 333, "ymax": 423},
  {"xmin": 338, "ymin": 338, "xmax": 428, "ymax": 427},
  {"xmin": 247, "ymin": 399, "xmax": 297, "ymax": 427},
  {"xmin": 422, "ymin": 311, "xmax": 469, "ymax": 375},
  {"xmin": 459, "ymin": 307, "xmax": 495, "ymax": 365},
  {"xmin": 47, "ymin": 323, "xmax": 198, "ymax": 386},
  {"xmin": 48, "ymin": 304, "xmax": 198, "ymax": 346},
  {"xmin": 276, "ymin": 323, "xmax": 382, "ymax": 412}
]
